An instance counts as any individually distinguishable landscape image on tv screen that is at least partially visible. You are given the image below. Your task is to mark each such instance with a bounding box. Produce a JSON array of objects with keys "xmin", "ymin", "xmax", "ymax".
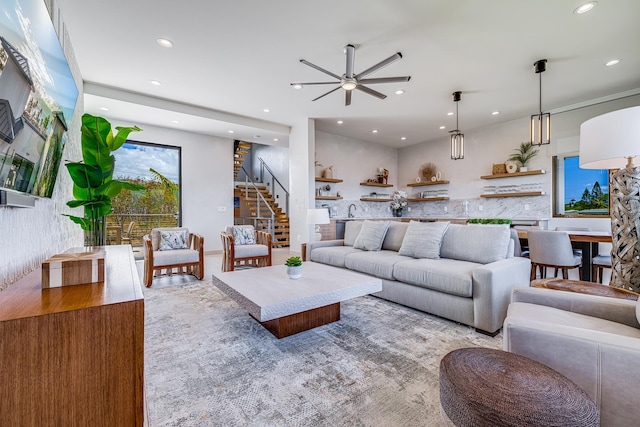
[{"xmin": 0, "ymin": 0, "xmax": 79, "ymax": 198}]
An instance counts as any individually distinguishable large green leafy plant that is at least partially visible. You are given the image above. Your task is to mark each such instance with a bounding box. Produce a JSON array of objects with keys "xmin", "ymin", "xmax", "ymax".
[{"xmin": 65, "ymin": 114, "xmax": 144, "ymax": 246}]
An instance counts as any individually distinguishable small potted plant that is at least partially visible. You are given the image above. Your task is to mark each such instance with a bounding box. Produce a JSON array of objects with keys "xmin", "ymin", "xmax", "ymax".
[
  {"xmin": 285, "ymin": 256, "xmax": 303, "ymax": 279},
  {"xmin": 508, "ymin": 142, "xmax": 539, "ymax": 172}
]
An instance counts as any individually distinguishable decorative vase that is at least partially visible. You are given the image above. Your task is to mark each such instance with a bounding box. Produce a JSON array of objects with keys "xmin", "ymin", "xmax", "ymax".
[
  {"xmin": 323, "ymin": 167, "xmax": 333, "ymax": 179},
  {"xmin": 393, "ymin": 209, "xmax": 403, "ymax": 217},
  {"xmin": 287, "ymin": 265, "xmax": 302, "ymax": 279}
]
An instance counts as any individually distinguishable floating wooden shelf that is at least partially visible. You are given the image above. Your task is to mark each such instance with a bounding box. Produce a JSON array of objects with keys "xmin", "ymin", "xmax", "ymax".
[
  {"xmin": 360, "ymin": 182, "xmax": 393, "ymax": 187},
  {"xmin": 481, "ymin": 191, "xmax": 545, "ymax": 198},
  {"xmin": 360, "ymin": 197, "xmax": 392, "ymax": 202},
  {"xmin": 407, "ymin": 180, "xmax": 449, "ymax": 187},
  {"xmin": 315, "ymin": 196, "xmax": 343, "ymax": 200},
  {"xmin": 480, "ymin": 169, "xmax": 546, "ymax": 179},
  {"xmin": 315, "ymin": 177, "xmax": 343, "ymax": 183},
  {"xmin": 407, "ymin": 197, "xmax": 450, "ymax": 202}
]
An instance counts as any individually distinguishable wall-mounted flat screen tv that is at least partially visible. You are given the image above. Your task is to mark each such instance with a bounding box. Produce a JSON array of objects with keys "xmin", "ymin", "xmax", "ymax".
[{"xmin": 0, "ymin": 0, "xmax": 79, "ymax": 199}]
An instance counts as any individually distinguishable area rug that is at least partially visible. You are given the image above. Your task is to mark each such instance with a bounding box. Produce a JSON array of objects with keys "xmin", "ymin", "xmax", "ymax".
[{"xmin": 143, "ymin": 277, "xmax": 502, "ymax": 427}]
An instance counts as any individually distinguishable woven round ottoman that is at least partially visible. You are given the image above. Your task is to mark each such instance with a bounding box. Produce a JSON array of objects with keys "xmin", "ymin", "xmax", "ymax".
[{"xmin": 439, "ymin": 348, "xmax": 599, "ymax": 427}]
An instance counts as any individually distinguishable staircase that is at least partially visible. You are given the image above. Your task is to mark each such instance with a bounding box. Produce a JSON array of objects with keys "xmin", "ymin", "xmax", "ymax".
[
  {"xmin": 233, "ymin": 140, "xmax": 290, "ymax": 247},
  {"xmin": 235, "ymin": 184, "xmax": 290, "ymax": 247}
]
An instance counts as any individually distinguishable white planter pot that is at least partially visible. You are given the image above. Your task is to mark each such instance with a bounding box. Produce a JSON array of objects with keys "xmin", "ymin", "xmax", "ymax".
[
  {"xmin": 287, "ymin": 266, "xmax": 302, "ymax": 279},
  {"xmin": 519, "ymin": 166, "xmax": 528, "ymax": 172}
]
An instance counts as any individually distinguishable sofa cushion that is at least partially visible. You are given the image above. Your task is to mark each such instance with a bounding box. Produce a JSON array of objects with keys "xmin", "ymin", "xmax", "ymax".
[
  {"xmin": 393, "ymin": 258, "xmax": 481, "ymax": 297},
  {"xmin": 234, "ymin": 244, "xmax": 269, "ymax": 258},
  {"xmin": 398, "ymin": 221, "xmax": 450, "ymax": 259},
  {"xmin": 353, "ymin": 220, "xmax": 390, "ymax": 251},
  {"xmin": 310, "ymin": 246, "xmax": 363, "ymax": 268},
  {"xmin": 382, "ymin": 221, "xmax": 409, "ymax": 251},
  {"xmin": 344, "ymin": 221, "xmax": 364, "ymax": 246},
  {"xmin": 345, "ymin": 250, "xmax": 413, "ymax": 280},
  {"xmin": 440, "ymin": 224, "xmax": 511, "ymax": 264}
]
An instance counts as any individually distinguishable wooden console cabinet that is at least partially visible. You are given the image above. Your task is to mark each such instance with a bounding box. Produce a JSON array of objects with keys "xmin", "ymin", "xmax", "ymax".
[{"xmin": 0, "ymin": 245, "xmax": 144, "ymax": 427}]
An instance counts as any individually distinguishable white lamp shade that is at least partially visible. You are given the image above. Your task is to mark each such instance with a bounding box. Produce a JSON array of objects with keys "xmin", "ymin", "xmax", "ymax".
[
  {"xmin": 579, "ymin": 106, "xmax": 640, "ymax": 169},
  {"xmin": 306, "ymin": 208, "xmax": 330, "ymax": 225}
]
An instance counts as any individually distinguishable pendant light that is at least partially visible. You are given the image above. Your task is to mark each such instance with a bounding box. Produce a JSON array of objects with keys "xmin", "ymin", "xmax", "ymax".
[
  {"xmin": 530, "ymin": 59, "xmax": 550, "ymax": 146},
  {"xmin": 450, "ymin": 91, "xmax": 464, "ymax": 160}
]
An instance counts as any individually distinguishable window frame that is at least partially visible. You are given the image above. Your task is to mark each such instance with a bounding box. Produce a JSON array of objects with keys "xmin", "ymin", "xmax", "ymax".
[{"xmin": 552, "ymin": 153, "xmax": 611, "ymax": 218}]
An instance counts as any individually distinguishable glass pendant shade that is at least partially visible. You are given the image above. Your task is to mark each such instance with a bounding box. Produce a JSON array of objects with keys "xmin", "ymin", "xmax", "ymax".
[{"xmin": 450, "ymin": 132, "xmax": 464, "ymax": 160}]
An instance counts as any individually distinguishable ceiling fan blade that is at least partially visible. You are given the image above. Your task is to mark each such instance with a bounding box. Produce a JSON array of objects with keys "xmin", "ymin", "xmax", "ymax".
[
  {"xmin": 345, "ymin": 90, "xmax": 352, "ymax": 106},
  {"xmin": 290, "ymin": 82, "xmax": 340, "ymax": 86},
  {"xmin": 357, "ymin": 52, "xmax": 403, "ymax": 79},
  {"xmin": 300, "ymin": 59, "xmax": 342, "ymax": 80},
  {"xmin": 345, "ymin": 44, "xmax": 355, "ymax": 78},
  {"xmin": 356, "ymin": 85, "xmax": 387, "ymax": 100},
  {"xmin": 312, "ymin": 86, "xmax": 341, "ymax": 102},
  {"xmin": 358, "ymin": 76, "xmax": 411, "ymax": 85}
]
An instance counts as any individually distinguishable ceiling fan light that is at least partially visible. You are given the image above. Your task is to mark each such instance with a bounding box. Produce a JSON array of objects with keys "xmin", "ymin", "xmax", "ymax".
[{"xmin": 341, "ymin": 79, "xmax": 357, "ymax": 91}]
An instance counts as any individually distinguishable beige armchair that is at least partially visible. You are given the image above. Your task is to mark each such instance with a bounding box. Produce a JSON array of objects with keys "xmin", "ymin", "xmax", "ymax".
[
  {"xmin": 220, "ymin": 225, "xmax": 272, "ymax": 272},
  {"xmin": 503, "ymin": 286, "xmax": 640, "ymax": 427},
  {"xmin": 143, "ymin": 227, "xmax": 204, "ymax": 287}
]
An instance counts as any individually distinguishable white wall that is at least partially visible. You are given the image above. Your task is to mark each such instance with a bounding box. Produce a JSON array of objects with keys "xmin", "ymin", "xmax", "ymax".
[
  {"xmin": 251, "ymin": 144, "xmax": 290, "ymax": 214},
  {"xmin": 0, "ymin": 0, "xmax": 84, "ymax": 290},
  {"xmin": 108, "ymin": 122, "xmax": 234, "ymax": 252},
  {"xmin": 289, "ymin": 119, "xmax": 314, "ymax": 252}
]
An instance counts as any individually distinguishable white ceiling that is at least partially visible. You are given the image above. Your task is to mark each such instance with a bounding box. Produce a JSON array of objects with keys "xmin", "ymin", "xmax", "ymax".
[{"xmin": 57, "ymin": 0, "xmax": 640, "ymax": 148}]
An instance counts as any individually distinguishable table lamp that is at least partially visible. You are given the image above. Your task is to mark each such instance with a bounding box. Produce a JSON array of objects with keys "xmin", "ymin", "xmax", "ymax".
[
  {"xmin": 579, "ymin": 105, "xmax": 640, "ymax": 291},
  {"xmin": 307, "ymin": 208, "xmax": 330, "ymax": 241}
]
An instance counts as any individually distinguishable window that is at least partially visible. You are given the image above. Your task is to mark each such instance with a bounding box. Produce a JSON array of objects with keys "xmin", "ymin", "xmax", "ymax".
[{"xmin": 553, "ymin": 154, "xmax": 610, "ymax": 217}]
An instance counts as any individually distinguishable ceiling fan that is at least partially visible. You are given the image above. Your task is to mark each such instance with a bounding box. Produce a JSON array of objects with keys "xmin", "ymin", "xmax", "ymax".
[{"xmin": 291, "ymin": 44, "xmax": 411, "ymax": 106}]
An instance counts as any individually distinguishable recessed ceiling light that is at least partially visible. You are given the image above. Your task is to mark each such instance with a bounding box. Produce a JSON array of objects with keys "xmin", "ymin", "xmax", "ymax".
[
  {"xmin": 574, "ymin": 1, "xmax": 597, "ymax": 14},
  {"xmin": 273, "ymin": 138, "xmax": 279, "ymax": 142},
  {"xmin": 491, "ymin": 111, "xmax": 500, "ymax": 115},
  {"xmin": 401, "ymin": 137, "xmax": 407, "ymax": 140},
  {"xmin": 157, "ymin": 38, "xmax": 174, "ymax": 48},
  {"xmin": 439, "ymin": 126, "xmax": 446, "ymax": 130},
  {"xmin": 263, "ymin": 108, "xmax": 270, "ymax": 113},
  {"xmin": 99, "ymin": 106, "xmax": 109, "ymax": 111},
  {"xmin": 372, "ymin": 130, "xmax": 378, "ymax": 133},
  {"xmin": 395, "ymin": 89, "xmax": 405, "ymax": 95},
  {"xmin": 337, "ymin": 120, "xmax": 343, "ymax": 124},
  {"xmin": 254, "ymin": 135, "xmax": 261, "ymax": 138},
  {"xmin": 150, "ymin": 80, "xmax": 161, "ymax": 86},
  {"xmin": 447, "ymin": 112, "xmax": 454, "ymax": 116},
  {"xmin": 228, "ymin": 130, "xmax": 234, "ymax": 134},
  {"xmin": 292, "ymin": 83, "xmax": 303, "ymax": 89},
  {"xmin": 605, "ymin": 59, "xmax": 621, "ymax": 66},
  {"xmin": 171, "ymin": 120, "xmax": 180, "ymax": 124}
]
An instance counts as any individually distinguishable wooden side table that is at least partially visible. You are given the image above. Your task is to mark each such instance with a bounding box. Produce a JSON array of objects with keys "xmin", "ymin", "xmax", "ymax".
[{"xmin": 531, "ymin": 278, "xmax": 639, "ymax": 301}]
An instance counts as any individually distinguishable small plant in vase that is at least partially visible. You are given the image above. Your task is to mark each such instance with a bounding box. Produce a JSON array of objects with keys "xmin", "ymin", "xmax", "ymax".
[
  {"xmin": 390, "ymin": 191, "xmax": 408, "ymax": 217},
  {"xmin": 508, "ymin": 142, "xmax": 539, "ymax": 172},
  {"xmin": 285, "ymin": 256, "xmax": 303, "ymax": 279}
]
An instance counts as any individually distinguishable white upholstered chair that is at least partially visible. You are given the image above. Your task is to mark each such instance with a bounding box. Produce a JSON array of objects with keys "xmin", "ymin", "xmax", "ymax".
[
  {"xmin": 527, "ymin": 230, "xmax": 582, "ymax": 280},
  {"xmin": 592, "ymin": 254, "xmax": 612, "ymax": 284},
  {"xmin": 142, "ymin": 227, "xmax": 204, "ymax": 287},
  {"xmin": 220, "ymin": 225, "xmax": 272, "ymax": 272}
]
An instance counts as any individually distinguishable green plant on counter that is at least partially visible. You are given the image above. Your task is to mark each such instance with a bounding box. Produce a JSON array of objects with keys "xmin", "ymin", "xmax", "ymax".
[
  {"xmin": 64, "ymin": 114, "xmax": 144, "ymax": 246},
  {"xmin": 285, "ymin": 256, "xmax": 302, "ymax": 267},
  {"xmin": 468, "ymin": 218, "xmax": 513, "ymax": 225}
]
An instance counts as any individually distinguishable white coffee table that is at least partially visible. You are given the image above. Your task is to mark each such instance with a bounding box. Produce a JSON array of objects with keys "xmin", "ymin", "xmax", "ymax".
[{"xmin": 213, "ymin": 262, "xmax": 382, "ymax": 338}]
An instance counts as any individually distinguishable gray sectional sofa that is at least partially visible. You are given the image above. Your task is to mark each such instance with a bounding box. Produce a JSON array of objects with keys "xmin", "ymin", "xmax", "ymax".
[{"xmin": 307, "ymin": 220, "xmax": 531, "ymax": 335}]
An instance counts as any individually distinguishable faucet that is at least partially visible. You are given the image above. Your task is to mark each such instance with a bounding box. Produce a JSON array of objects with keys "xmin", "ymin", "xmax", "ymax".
[{"xmin": 348, "ymin": 203, "xmax": 356, "ymax": 218}]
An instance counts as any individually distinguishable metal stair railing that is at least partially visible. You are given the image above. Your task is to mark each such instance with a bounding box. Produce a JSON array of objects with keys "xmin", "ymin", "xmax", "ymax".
[
  {"xmin": 258, "ymin": 157, "xmax": 290, "ymax": 216},
  {"xmin": 239, "ymin": 165, "xmax": 275, "ymax": 237}
]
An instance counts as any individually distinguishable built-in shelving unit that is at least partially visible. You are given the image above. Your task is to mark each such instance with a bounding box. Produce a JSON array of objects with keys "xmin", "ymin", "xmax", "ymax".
[
  {"xmin": 407, "ymin": 197, "xmax": 450, "ymax": 202},
  {"xmin": 406, "ymin": 180, "xmax": 450, "ymax": 187},
  {"xmin": 316, "ymin": 195, "xmax": 343, "ymax": 200},
  {"xmin": 315, "ymin": 177, "xmax": 343, "ymax": 183},
  {"xmin": 360, "ymin": 182, "xmax": 393, "ymax": 187},
  {"xmin": 481, "ymin": 192, "xmax": 545, "ymax": 198},
  {"xmin": 480, "ymin": 169, "xmax": 545, "ymax": 180}
]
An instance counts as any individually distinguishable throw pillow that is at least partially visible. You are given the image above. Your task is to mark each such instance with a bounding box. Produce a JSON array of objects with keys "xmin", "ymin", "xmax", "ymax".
[
  {"xmin": 233, "ymin": 227, "xmax": 256, "ymax": 245},
  {"xmin": 353, "ymin": 220, "xmax": 390, "ymax": 251},
  {"xmin": 158, "ymin": 229, "xmax": 189, "ymax": 251},
  {"xmin": 398, "ymin": 221, "xmax": 450, "ymax": 259}
]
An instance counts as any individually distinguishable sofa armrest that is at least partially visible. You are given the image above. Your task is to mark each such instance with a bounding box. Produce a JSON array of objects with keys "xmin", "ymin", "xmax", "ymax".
[
  {"xmin": 306, "ymin": 239, "xmax": 344, "ymax": 256},
  {"xmin": 511, "ymin": 286, "xmax": 640, "ymax": 328},
  {"xmin": 471, "ymin": 257, "xmax": 532, "ymax": 334}
]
